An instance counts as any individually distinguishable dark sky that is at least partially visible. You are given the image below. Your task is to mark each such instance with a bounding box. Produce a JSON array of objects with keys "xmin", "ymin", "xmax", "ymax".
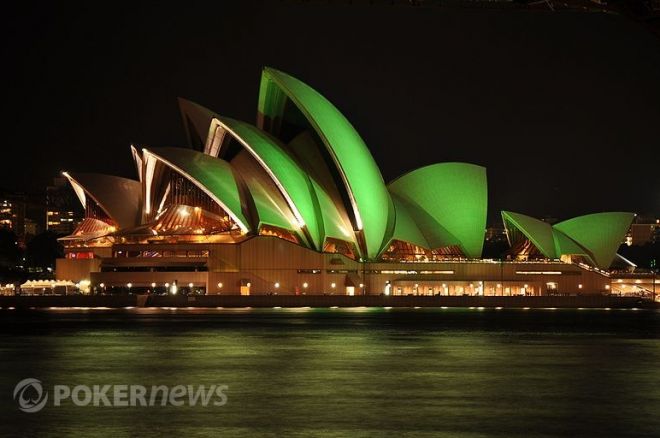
[{"xmin": 2, "ymin": 1, "xmax": 659, "ymax": 224}]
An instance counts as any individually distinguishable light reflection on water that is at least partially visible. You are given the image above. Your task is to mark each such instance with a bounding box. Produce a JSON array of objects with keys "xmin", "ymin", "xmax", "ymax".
[{"xmin": 0, "ymin": 308, "xmax": 659, "ymax": 437}]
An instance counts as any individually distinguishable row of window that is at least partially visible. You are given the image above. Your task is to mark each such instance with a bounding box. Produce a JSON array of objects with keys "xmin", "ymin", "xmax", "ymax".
[
  {"xmin": 297, "ymin": 269, "xmax": 359, "ymax": 274},
  {"xmin": 101, "ymin": 266, "xmax": 208, "ymax": 272},
  {"xmin": 114, "ymin": 250, "xmax": 210, "ymax": 258}
]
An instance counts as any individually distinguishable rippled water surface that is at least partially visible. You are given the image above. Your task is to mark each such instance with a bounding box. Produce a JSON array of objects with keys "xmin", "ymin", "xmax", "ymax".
[{"xmin": 1, "ymin": 307, "xmax": 659, "ymax": 437}]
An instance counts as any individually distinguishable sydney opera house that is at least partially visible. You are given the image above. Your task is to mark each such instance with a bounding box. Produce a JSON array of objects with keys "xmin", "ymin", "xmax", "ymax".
[{"xmin": 56, "ymin": 67, "xmax": 634, "ymax": 296}]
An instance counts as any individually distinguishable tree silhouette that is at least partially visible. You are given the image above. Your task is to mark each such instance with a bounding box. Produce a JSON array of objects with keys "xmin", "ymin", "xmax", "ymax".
[
  {"xmin": 25, "ymin": 231, "xmax": 63, "ymax": 269},
  {"xmin": 0, "ymin": 228, "xmax": 20, "ymax": 268}
]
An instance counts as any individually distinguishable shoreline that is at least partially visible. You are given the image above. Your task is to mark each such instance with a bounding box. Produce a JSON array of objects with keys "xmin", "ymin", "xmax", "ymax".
[{"xmin": 0, "ymin": 295, "xmax": 657, "ymax": 310}]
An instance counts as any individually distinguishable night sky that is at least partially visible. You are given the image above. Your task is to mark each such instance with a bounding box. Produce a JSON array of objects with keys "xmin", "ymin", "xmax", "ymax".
[{"xmin": 2, "ymin": 1, "xmax": 659, "ymax": 224}]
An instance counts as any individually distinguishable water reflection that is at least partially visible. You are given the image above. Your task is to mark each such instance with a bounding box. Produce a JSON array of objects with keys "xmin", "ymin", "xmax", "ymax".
[{"xmin": 0, "ymin": 308, "xmax": 659, "ymax": 437}]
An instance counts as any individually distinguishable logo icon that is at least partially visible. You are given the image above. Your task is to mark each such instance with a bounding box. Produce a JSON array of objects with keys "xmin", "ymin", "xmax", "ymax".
[{"xmin": 14, "ymin": 378, "xmax": 48, "ymax": 413}]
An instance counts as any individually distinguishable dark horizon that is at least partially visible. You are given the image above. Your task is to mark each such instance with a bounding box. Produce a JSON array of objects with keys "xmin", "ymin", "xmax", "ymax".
[{"xmin": 2, "ymin": 1, "xmax": 659, "ymax": 224}]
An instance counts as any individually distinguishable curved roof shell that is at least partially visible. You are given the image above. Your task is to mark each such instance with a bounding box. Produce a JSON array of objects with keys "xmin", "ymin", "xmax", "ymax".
[
  {"xmin": 229, "ymin": 149, "xmax": 301, "ymax": 238},
  {"xmin": 388, "ymin": 163, "xmax": 488, "ymax": 258},
  {"xmin": 502, "ymin": 210, "xmax": 634, "ymax": 269},
  {"xmin": 284, "ymin": 131, "xmax": 359, "ymax": 249},
  {"xmin": 501, "ymin": 211, "xmax": 557, "ymax": 259},
  {"xmin": 143, "ymin": 147, "xmax": 250, "ymax": 233},
  {"xmin": 209, "ymin": 116, "xmax": 323, "ymax": 250},
  {"xmin": 257, "ymin": 67, "xmax": 393, "ymax": 260},
  {"xmin": 130, "ymin": 145, "xmax": 143, "ymax": 182},
  {"xmin": 63, "ymin": 172, "xmax": 142, "ymax": 230},
  {"xmin": 552, "ymin": 228, "xmax": 589, "ymax": 260},
  {"xmin": 554, "ymin": 212, "xmax": 634, "ymax": 269},
  {"xmin": 177, "ymin": 98, "xmax": 218, "ymax": 151},
  {"xmin": 385, "ymin": 193, "xmax": 431, "ymax": 251}
]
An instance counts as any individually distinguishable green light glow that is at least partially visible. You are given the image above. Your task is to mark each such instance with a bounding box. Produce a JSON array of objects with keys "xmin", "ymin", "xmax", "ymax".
[
  {"xmin": 501, "ymin": 211, "xmax": 557, "ymax": 259},
  {"xmin": 554, "ymin": 212, "xmax": 634, "ymax": 269},
  {"xmin": 385, "ymin": 193, "xmax": 431, "ymax": 250},
  {"xmin": 215, "ymin": 117, "xmax": 323, "ymax": 251},
  {"xmin": 257, "ymin": 67, "xmax": 393, "ymax": 260},
  {"xmin": 552, "ymin": 229, "xmax": 589, "ymax": 261},
  {"xmin": 502, "ymin": 210, "xmax": 634, "ymax": 269},
  {"xmin": 389, "ymin": 163, "xmax": 488, "ymax": 258},
  {"xmin": 146, "ymin": 147, "xmax": 250, "ymax": 232},
  {"xmin": 309, "ymin": 178, "xmax": 359, "ymax": 246}
]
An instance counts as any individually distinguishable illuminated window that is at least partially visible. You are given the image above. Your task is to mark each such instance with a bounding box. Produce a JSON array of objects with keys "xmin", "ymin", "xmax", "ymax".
[{"xmin": 259, "ymin": 225, "xmax": 299, "ymax": 244}]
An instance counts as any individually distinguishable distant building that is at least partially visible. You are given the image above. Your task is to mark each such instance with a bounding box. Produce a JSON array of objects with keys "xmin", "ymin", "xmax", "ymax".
[
  {"xmin": 0, "ymin": 198, "xmax": 20, "ymax": 231},
  {"xmin": 46, "ymin": 177, "xmax": 83, "ymax": 235},
  {"xmin": 24, "ymin": 218, "xmax": 38, "ymax": 236},
  {"xmin": 485, "ymin": 227, "xmax": 507, "ymax": 243},
  {"xmin": 628, "ymin": 216, "xmax": 660, "ymax": 246},
  {"xmin": 0, "ymin": 192, "xmax": 28, "ymax": 245},
  {"xmin": 630, "ymin": 221, "xmax": 660, "ymax": 245}
]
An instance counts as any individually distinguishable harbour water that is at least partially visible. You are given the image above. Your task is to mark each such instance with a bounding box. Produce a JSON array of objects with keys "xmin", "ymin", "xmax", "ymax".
[{"xmin": 1, "ymin": 307, "xmax": 659, "ymax": 437}]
